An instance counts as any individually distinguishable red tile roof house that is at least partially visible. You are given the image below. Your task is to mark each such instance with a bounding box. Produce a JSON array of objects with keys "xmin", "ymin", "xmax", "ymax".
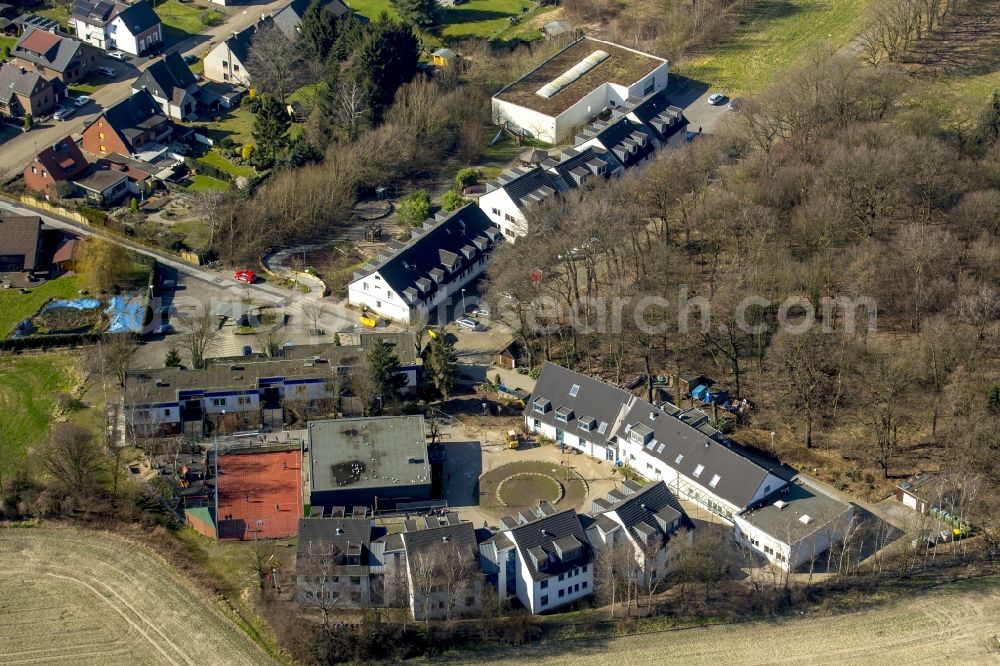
[
  {"xmin": 98, "ymin": 153, "xmax": 154, "ymax": 199},
  {"xmin": 24, "ymin": 136, "xmax": 90, "ymax": 199},
  {"xmin": 12, "ymin": 26, "xmax": 101, "ymax": 85},
  {"xmin": 0, "ymin": 61, "xmax": 64, "ymax": 119},
  {"xmin": 81, "ymin": 89, "xmax": 173, "ymax": 158}
]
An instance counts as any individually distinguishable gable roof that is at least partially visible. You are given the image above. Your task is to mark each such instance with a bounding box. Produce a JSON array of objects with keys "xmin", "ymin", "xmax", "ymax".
[
  {"xmin": 507, "ymin": 508, "xmax": 589, "ymax": 581},
  {"xmin": 33, "ymin": 136, "xmax": 89, "ymax": 181},
  {"xmin": 547, "ymin": 145, "xmax": 618, "ymax": 187},
  {"xmin": 72, "ymin": 0, "xmax": 121, "ymax": 25},
  {"xmin": 217, "ymin": 17, "xmax": 273, "ymax": 66},
  {"xmin": 13, "ymin": 27, "xmax": 89, "ymax": 74},
  {"xmin": 601, "ymin": 480, "xmax": 692, "ymax": 540},
  {"xmin": 401, "ymin": 519, "xmax": 478, "ymax": 564},
  {"xmin": 525, "ymin": 361, "xmax": 631, "ymax": 443},
  {"xmin": 617, "ymin": 396, "xmax": 778, "ymax": 508},
  {"xmin": 272, "ymin": 0, "xmax": 349, "ymax": 39},
  {"xmin": 296, "ymin": 517, "xmax": 376, "ymax": 574},
  {"xmin": 619, "ymin": 89, "xmax": 686, "ymax": 141},
  {"xmin": 133, "ymin": 52, "xmax": 196, "ymax": 103},
  {"xmin": 113, "ymin": 0, "xmax": 159, "ymax": 35},
  {"xmin": 486, "ymin": 165, "xmax": 566, "ymax": 210},
  {"xmin": 0, "ymin": 215, "xmax": 43, "ymax": 270},
  {"xmin": 91, "ymin": 89, "xmax": 169, "ymax": 149},
  {"xmin": 577, "ymin": 115, "xmax": 656, "ymax": 168},
  {"xmin": 353, "ymin": 204, "xmax": 501, "ymax": 304},
  {"xmin": 0, "ymin": 62, "xmax": 50, "ymax": 100}
]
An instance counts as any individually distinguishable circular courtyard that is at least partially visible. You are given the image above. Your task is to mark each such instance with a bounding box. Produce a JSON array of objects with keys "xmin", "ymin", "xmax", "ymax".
[{"xmin": 479, "ymin": 460, "xmax": 588, "ymax": 518}]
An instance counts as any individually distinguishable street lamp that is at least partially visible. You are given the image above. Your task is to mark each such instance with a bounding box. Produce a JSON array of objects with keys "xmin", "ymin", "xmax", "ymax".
[{"xmin": 460, "ymin": 288, "xmax": 466, "ymax": 316}]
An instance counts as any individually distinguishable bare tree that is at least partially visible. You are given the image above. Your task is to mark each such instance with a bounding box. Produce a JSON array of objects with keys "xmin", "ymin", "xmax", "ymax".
[
  {"xmin": 254, "ymin": 324, "xmax": 288, "ymax": 358},
  {"xmin": 100, "ymin": 333, "xmax": 138, "ymax": 388},
  {"xmin": 247, "ymin": 24, "xmax": 304, "ymax": 101},
  {"xmin": 42, "ymin": 423, "xmax": 104, "ymax": 496},
  {"xmin": 302, "ymin": 300, "xmax": 326, "ymax": 335},
  {"xmin": 177, "ymin": 312, "xmax": 221, "ymax": 369}
]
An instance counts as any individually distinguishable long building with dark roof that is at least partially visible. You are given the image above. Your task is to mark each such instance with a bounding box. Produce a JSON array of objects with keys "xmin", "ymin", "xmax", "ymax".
[{"xmin": 347, "ymin": 203, "xmax": 503, "ymax": 323}]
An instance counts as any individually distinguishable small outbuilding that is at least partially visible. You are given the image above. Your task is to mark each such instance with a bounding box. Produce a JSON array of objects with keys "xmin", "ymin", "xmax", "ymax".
[
  {"xmin": 542, "ymin": 20, "xmax": 571, "ymax": 38},
  {"xmin": 431, "ymin": 47, "xmax": 456, "ymax": 68}
]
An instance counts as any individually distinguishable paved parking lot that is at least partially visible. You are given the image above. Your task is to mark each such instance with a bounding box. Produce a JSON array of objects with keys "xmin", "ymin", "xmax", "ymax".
[{"xmin": 665, "ymin": 74, "xmax": 736, "ymax": 137}]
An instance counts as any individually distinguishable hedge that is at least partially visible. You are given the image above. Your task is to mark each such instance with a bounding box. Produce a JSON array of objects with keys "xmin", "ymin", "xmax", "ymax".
[
  {"xmin": 0, "ymin": 332, "xmax": 101, "ymax": 351},
  {"xmin": 185, "ymin": 157, "xmax": 234, "ymax": 182},
  {"xmin": 78, "ymin": 206, "xmax": 108, "ymax": 226}
]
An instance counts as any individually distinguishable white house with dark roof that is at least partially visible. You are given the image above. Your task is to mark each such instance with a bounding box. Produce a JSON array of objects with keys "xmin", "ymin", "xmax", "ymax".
[
  {"xmin": 131, "ymin": 52, "xmax": 198, "ymax": 120},
  {"xmin": 491, "ymin": 35, "xmax": 668, "ymax": 144},
  {"xmin": 347, "ymin": 204, "xmax": 503, "ymax": 323},
  {"xmin": 526, "ymin": 362, "xmax": 789, "ymax": 523},
  {"xmin": 72, "ymin": 0, "xmax": 162, "ymax": 55},
  {"xmin": 481, "ymin": 505, "xmax": 593, "ymax": 614},
  {"xmin": 734, "ymin": 477, "xmax": 855, "ymax": 571}
]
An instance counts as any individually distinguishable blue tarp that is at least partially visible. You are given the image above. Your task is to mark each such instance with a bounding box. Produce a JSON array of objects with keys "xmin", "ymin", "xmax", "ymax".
[
  {"xmin": 41, "ymin": 298, "xmax": 101, "ymax": 312},
  {"xmin": 691, "ymin": 384, "xmax": 708, "ymax": 401},
  {"xmin": 105, "ymin": 296, "xmax": 145, "ymax": 333}
]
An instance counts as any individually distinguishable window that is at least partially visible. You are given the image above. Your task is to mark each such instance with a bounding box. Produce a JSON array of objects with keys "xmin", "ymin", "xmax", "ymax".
[
  {"xmin": 491, "ymin": 207, "xmax": 500, "ymax": 216},
  {"xmin": 574, "ymin": 583, "xmax": 580, "ymax": 592},
  {"xmin": 540, "ymin": 595, "xmax": 548, "ymax": 606},
  {"xmin": 221, "ymin": 60, "xmax": 228, "ymax": 67},
  {"xmin": 569, "ymin": 384, "xmax": 580, "ymax": 397},
  {"xmin": 164, "ymin": 409, "xmax": 171, "ymax": 416},
  {"xmin": 582, "ymin": 564, "xmax": 587, "ymax": 573},
  {"xmin": 582, "ymin": 581, "xmax": 588, "ymax": 589},
  {"xmin": 709, "ymin": 474, "xmax": 721, "ymax": 488},
  {"xmin": 42, "ymin": 171, "xmax": 48, "ymax": 179},
  {"xmin": 693, "ymin": 464, "xmax": 704, "ymax": 478},
  {"xmin": 212, "ymin": 398, "xmax": 225, "ymax": 407},
  {"xmin": 558, "ymin": 573, "xmax": 564, "ymax": 582},
  {"xmin": 98, "ymin": 132, "xmax": 105, "ymax": 140},
  {"xmin": 533, "ymin": 418, "xmax": 541, "ymax": 429},
  {"xmin": 31, "ymin": 167, "xmax": 36, "ymax": 174},
  {"xmin": 675, "ymin": 454, "xmax": 684, "ymax": 464},
  {"xmin": 540, "ymin": 580, "xmax": 548, "ymax": 590},
  {"xmin": 466, "ymin": 595, "xmax": 475, "ymax": 606},
  {"xmin": 99, "ymin": 144, "xmax": 106, "ymax": 152},
  {"xmin": 234, "ymin": 64, "xmax": 240, "ymax": 71},
  {"xmin": 646, "ymin": 463, "xmax": 653, "ymax": 471},
  {"xmin": 350, "ymin": 576, "xmax": 361, "ymax": 584},
  {"xmin": 558, "ymin": 589, "xmax": 565, "ymax": 598}
]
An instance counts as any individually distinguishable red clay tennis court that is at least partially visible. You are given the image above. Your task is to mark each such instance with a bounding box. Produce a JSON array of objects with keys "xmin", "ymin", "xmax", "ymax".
[{"xmin": 216, "ymin": 449, "xmax": 302, "ymax": 540}]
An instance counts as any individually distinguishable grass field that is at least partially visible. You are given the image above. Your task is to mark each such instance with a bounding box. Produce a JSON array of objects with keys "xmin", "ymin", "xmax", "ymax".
[
  {"xmin": 0, "ymin": 36, "xmax": 15, "ymax": 59},
  {"xmin": 0, "ymin": 274, "xmax": 81, "ymax": 336},
  {"xmin": 184, "ymin": 174, "xmax": 230, "ymax": 192},
  {"xmin": 348, "ymin": 0, "xmax": 551, "ymax": 43},
  {"xmin": 0, "ymin": 525, "xmax": 273, "ymax": 665},
  {"xmin": 199, "ymin": 150, "xmax": 256, "ymax": 178},
  {"xmin": 156, "ymin": 0, "xmax": 222, "ymax": 42},
  {"xmin": 0, "ymin": 353, "xmax": 76, "ymax": 476},
  {"xmin": 680, "ymin": 0, "xmax": 872, "ymax": 94},
  {"xmin": 469, "ymin": 575, "xmax": 1000, "ymax": 665}
]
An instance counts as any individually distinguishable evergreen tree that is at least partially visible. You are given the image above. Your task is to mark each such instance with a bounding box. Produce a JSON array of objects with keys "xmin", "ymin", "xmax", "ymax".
[
  {"xmin": 252, "ymin": 94, "xmax": 291, "ymax": 164},
  {"xmin": 366, "ymin": 339, "xmax": 406, "ymax": 402},
  {"xmin": 980, "ymin": 89, "xmax": 1000, "ymax": 148},
  {"xmin": 390, "ymin": 0, "xmax": 440, "ymax": 28},
  {"xmin": 424, "ymin": 331, "xmax": 457, "ymax": 401},
  {"xmin": 358, "ymin": 13, "xmax": 419, "ymax": 111},
  {"xmin": 299, "ymin": 0, "xmax": 338, "ymax": 61},
  {"xmin": 164, "ymin": 347, "xmax": 182, "ymax": 368}
]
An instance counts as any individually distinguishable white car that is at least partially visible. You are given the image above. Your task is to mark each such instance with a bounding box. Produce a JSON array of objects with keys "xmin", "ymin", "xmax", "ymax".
[
  {"xmin": 108, "ymin": 51, "xmax": 127, "ymax": 61},
  {"xmin": 97, "ymin": 66, "xmax": 116, "ymax": 78},
  {"xmin": 53, "ymin": 106, "xmax": 76, "ymax": 121},
  {"xmin": 73, "ymin": 95, "xmax": 90, "ymax": 107},
  {"xmin": 456, "ymin": 317, "xmax": 482, "ymax": 331},
  {"xmin": 707, "ymin": 93, "xmax": 725, "ymax": 105}
]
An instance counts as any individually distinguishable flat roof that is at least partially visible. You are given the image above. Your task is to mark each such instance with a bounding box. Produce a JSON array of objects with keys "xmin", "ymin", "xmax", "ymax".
[
  {"xmin": 495, "ymin": 37, "xmax": 665, "ymax": 118},
  {"xmin": 308, "ymin": 416, "xmax": 429, "ymax": 493},
  {"xmin": 738, "ymin": 478, "xmax": 853, "ymax": 545}
]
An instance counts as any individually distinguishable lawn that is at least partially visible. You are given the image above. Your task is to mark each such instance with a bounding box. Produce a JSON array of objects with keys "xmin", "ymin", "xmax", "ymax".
[
  {"xmin": 184, "ymin": 175, "xmax": 230, "ymax": 192},
  {"xmin": 172, "ymin": 219, "xmax": 212, "ymax": 252},
  {"xmin": 202, "ymin": 107, "xmax": 255, "ymax": 145},
  {"xmin": 199, "ymin": 149, "xmax": 256, "ymax": 178},
  {"xmin": 156, "ymin": 0, "xmax": 222, "ymax": 42},
  {"xmin": 0, "ymin": 353, "xmax": 77, "ymax": 476},
  {"xmin": 347, "ymin": 0, "xmax": 551, "ymax": 43},
  {"xmin": 0, "ymin": 274, "xmax": 81, "ymax": 337},
  {"xmin": 68, "ymin": 74, "xmax": 109, "ymax": 96},
  {"xmin": 0, "ymin": 36, "xmax": 15, "ymax": 60},
  {"xmin": 680, "ymin": 0, "xmax": 872, "ymax": 93}
]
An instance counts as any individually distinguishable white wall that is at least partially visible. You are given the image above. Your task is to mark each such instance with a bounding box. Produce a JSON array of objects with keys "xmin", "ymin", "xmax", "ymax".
[
  {"xmin": 478, "ymin": 187, "xmax": 526, "ymax": 239},
  {"xmin": 204, "ymin": 42, "xmax": 251, "ymax": 86},
  {"xmin": 734, "ymin": 506, "xmax": 855, "ymax": 572},
  {"xmin": 525, "ymin": 415, "xmax": 614, "ymax": 461},
  {"xmin": 109, "ymin": 18, "xmax": 161, "ymax": 55},
  {"xmin": 492, "ymin": 97, "xmax": 558, "ymax": 144},
  {"xmin": 202, "ymin": 392, "xmax": 260, "ymax": 415},
  {"xmin": 74, "ymin": 20, "xmax": 107, "ymax": 49}
]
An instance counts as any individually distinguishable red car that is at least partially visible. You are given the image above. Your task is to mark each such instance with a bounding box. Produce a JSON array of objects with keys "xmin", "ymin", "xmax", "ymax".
[{"xmin": 235, "ymin": 270, "xmax": 256, "ymax": 284}]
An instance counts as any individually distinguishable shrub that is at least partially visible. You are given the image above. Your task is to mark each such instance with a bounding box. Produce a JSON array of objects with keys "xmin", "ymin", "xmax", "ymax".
[
  {"xmin": 454, "ymin": 167, "xmax": 481, "ymax": 189},
  {"xmin": 397, "ymin": 189, "xmax": 432, "ymax": 226},
  {"xmin": 242, "ymin": 94, "xmax": 261, "ymax": 113},
  {"xmin": 217, "ymin": 136, "xmax": 236, "ymax": 150},
  {"xmin": 440, "ymin": 188, "xmax": 465, "ymax": 211},
  {"xmin": 23, "ymin": 114, "xmax": 33, "ymax": 130},
  {"xmin": 78, "ymin": 206, "xmax": 108, "ymax": 226},
  {"xmin": 241, "ymin": 144, "xmax": 254, "ymax": 161}
]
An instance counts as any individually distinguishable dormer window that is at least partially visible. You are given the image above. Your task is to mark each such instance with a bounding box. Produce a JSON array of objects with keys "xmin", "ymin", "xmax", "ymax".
[
  {"xmin": 555, "ymin": 406, "xmax": 573, "ymax": 423},
  {"xmin": 533, "ymin": 398, "xmax": 551, "ymax": 414},
  {"xmin": 629, "ymin": 423, "xmax": 653, "ymax": 446},
  {"xmin": 578, "ymin": 416, "xmax": 596, "ymax": 432}
]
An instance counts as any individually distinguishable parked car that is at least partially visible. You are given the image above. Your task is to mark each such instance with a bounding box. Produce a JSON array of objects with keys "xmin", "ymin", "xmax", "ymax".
[
  {"xmin": 160, "ymin": 278, "xmax": 176, "ymax": 289},
  {"xmin": 182, "ymin": 54, "xmax": 199, "ymax": 65},
  {"xmin": 53, "ymin": 106, "xmax": 76, "ymax": 121},
  {"xmin": 107, "ymin": 50, "xmax": 127, "ymax": 61},
  {"xmin": 707, "ymin": 92, "xmax": 725, "ymax": 105},
  {"xmin": 154, "ymin": 324, "xmax": 173, "ymax": 335},
  {"xmin": 472, "ymin": 305, "xmax": 491, "ymax": 318},
  {"xmin": 97, "ymin": 66, "xmax": 116, "ymax": 77},
  {"xmin": 457, "ymin": 317, "xmax": 482, "ymax": 331},
  {"xmin": 234, "ymin": 270, "xmax": 256, "ymax": 284},
  {"xmin": 728, "ymin": 96, "xmax": 744, "ymax": 112},
  {"xmin": 242, "ymin": 345, "xmax": 253, "ymax": 356},
  {"xmin": 73, "ymin": 95, "xmax": 90, "ymax": 107}
]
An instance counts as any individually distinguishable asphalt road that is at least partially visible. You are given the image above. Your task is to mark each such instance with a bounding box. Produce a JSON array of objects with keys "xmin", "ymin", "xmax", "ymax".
[{"xmin": 0, "ymin": 0, "xmax": 292, "ymax": 183}]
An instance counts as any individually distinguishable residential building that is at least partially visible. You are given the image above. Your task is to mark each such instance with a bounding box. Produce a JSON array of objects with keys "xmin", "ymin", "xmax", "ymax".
[
  {"xmin": 272, "ymin": 0, "xmax": 349, "ymax": 40},
  {"xmin": 307, "ymin": 416, "xmax": 432, "ymax": 513},
  {"xmin": 12, "ymin": 27, "xmax": 101, "ymax": 84},
  {"xmin": 483, "ymin": 506, "xmax": 593, "ymax": 614},
  {"xmin": 81, "ymin": 89, "xmax": 173, "ymax": 157},
  {"xmin": 525, "ymin": 362, "xmax": 789, "ymax": 523},
  {"xmin": 0, "ymin": 62, "xmax": 63, "ymax": 118},
  {"xmin": 123, "ymin": 334, "xmax": 420, "ymax": 438},
  {"xmin": 24, "ymin": 136, "xmax": 90, "ymax": 199},
  {"xmin": 131, "ymin": 52, "xmax": 198, "ymax": 120},
  {"xmin": 480, "ymin": 89, "xmax": 686, "ymax": 239},
  {"xmin": 491, "ymin": 36, "xmax": 668, "ymax": 144},
  {"xmin": 347, "ymin": 204, "xmax": 503, "ymax": 323},
  {"xmin": 72, "ymin": 0, "xmax": 162, "ymax": 55},
  {"xmin": 734, "ymin": 477, "xmax": 855, "ymax": 572},
  {"xmin": 401, "ymin": 516, "xmax": 482, "ymax": 620},
  {"xmin": 585, "ymin": 479, "xmax": 693, "ymax": 582},
  {"xmin": 203, "ymin": 19, "xmax": 266, "ymax": 87},
  {"xmin": 98, "ymin": 153, "xmax": 154, "ymax": 198},
  {"xmin": 297, "ymin": 514, "xmax": 383, "ymax": 607},
  {"xmin": 0, "ymin": 215, "xmax": 43, "ymax": 272},
  {"xmin": 73, "ymin": 166, "xmax": 129, "ymax": 204}
]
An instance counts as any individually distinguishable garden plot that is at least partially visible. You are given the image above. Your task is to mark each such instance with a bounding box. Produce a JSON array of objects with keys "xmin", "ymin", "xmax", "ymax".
[{"xmin": 0, "ymin": 525, "xmax": 272, "ymax": 666}]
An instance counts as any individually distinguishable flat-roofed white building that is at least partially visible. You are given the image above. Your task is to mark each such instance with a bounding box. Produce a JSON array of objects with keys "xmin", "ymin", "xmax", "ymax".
[{"xmin": 492, "ymin": 36, "xmax": 668, "ymax": 144}]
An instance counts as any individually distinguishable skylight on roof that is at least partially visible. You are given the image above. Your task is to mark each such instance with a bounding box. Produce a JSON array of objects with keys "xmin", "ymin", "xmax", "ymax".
[
  {"xmin": 799, "ymin": 514, "xmax": 812, "ymax": 525},
  {"xmin": 675, "ymin": 454, "xmax": 683, "ymax": 464},
  {"xmin": 569, "ymin": 383, "xmax": 580, "ymax": 397},
  {"xmin": 536, "ymin": 50, "xmax": 611, "ymax": 99},
  {"xmin": 692, "ymin": 464, "xmax": 704, "ymax": 478},
  {"xmin": 597, "ymin": 422, "xmax": 608, "ymax": 434},
  {"xmin": 709, "ymin": 474, "xmax": 721, "ymax": 488}
]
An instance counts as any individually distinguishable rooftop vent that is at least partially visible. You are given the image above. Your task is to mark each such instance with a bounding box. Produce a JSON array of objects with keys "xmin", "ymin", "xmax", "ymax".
[
  {"xmin": 799, "ymin": 514, "xmax": 812, "ymax": 525},
  {"xmin": 774, "ymin": 500, "xmax": 787, "ymax": 510}
]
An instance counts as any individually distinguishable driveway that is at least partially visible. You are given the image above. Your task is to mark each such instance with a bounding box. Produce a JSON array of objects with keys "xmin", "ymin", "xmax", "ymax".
[{"xmin": 665, "ymin": 74, "xmax": 735, "ymax": 137}]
